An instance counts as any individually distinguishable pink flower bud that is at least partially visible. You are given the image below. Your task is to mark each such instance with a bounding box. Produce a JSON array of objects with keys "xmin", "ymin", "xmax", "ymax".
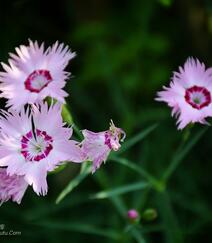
[{"xmin": 127, "ymin": 209, "xmax": 139, "ymax": 222}]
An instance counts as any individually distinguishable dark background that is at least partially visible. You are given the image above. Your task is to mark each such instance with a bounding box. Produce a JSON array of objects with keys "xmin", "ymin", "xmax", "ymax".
[{"xmin": 0, "ymin": 0, "xmax": 212, "ymax": 242}]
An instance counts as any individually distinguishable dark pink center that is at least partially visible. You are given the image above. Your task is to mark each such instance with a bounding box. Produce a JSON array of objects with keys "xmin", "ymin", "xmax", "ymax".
[
  {"xmin": 21, "ymin": 129, "xmax": 53, "ymax": 162},
  {"xmin": 104, "ymin": 132, "xmax": 112, "ymax": 149},
  {"xmin": 24, "ymin": 69, "xmax": 52, "ymax": 93},
  {"xmin": 185, "ymin": 85, "xmax": 211, "ymax": 110}
]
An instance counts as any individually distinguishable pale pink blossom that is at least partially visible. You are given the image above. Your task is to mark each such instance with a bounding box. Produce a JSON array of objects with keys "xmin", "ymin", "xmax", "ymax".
[
  {"xmin": 156, "ymin": 58, "xmax": 212, "ymax": 129},
  {"xmin": 0, "ymin": 40, "xmax": 76, "ymax": 110},
  {"xmin": 81, "ymin": 120, "xmax": 125, "ymax": 173},
  {"xmin": 0, "ymin": 102, "xmax": 85, "ymax": 195},
  {"xmin": 0, "ymin": 167, "xmax": 28, "ymax": 205}
]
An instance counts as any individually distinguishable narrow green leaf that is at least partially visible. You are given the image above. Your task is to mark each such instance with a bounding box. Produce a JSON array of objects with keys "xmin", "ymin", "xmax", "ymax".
[
  {"xmin": 49, "ymin": 163, "xmax": 67, "ymax": 175},
  {"xmin": 73, "ymin": 124, "xmax": 84, "ymax": 140},
  {"xmin": 91, "ymin": 181, "xmax": 149, "ymax": 199},
  {"xmin": 171, "ymin": 192, "xmax": 212, "ymax": 221},
  {"xmin": 156, "ymin": 192, "xmax": 184, "ymax": 243},
  {"xmin": 94, "ymin": 171, "xmax": 146, "ymax": 242},
  {"xmin": 116, "ymin": 123, "xmax": 158, "ymax": 155},
  {"xmin": 94, "ymin": 171, "xmax": 127, "ymax": 216},
  {"xmin": 56, "ymin": 163, "xmax": 92, "ymax": 204},
  {"xmin": 25, "ymin": 194, "xmax": 89, "ymax": 220},
  {"xmin": 34, "ymin": 221, "xmax": 120, "ymax": 240},
  {"xmin": 163, "ymin": 127, "xmax": 207, "ymax": 181},
  {"xmin": 131, "ymin": 228, "xmax": 147, "ymax": 243},
  {"xmin": 110, "ymin": 157, "xmax": 164, "ymax": 191}
]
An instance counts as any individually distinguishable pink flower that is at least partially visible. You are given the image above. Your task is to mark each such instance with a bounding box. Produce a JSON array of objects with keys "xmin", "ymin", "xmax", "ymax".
[
  {"xmin": 81, "ymin": 120, "xmax": 125, "ymax": 173},
  {"xmin": 127, "ymin": 209, "xmax": 139, "ymax": 221},
  {"xmin": 156, "ymin": 58, "xmax": 212, "ymax": 129},
  {"xmin": 0, "ymin": 167, "xmax": 28, "ymax": 205},
  {"xmin": 0, "ymin": 102, "xmax": 85, "ymax": 195},
  {"xmin": 0, "ymin": 40, "xmax": 76, "ymax": 110}
]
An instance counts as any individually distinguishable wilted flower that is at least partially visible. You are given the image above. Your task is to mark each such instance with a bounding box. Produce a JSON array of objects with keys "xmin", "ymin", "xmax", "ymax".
[
  {"xmin": 0, "ymin": 167, "xmax": 28, "ymax": 205},
  {"xmin": 81, "ymin": 120, "xmax": 125, "ymax": 173},
  {"xmin": 0, "ymin": 102, "xmax": 85, "ymax": 195},
  {"xmin": 0, "ymin": 40, "xmax": 75, "ymax": 110},
  {"xmin": 156, "ymin": 57, "xmax": 212, "ymax": 129}
]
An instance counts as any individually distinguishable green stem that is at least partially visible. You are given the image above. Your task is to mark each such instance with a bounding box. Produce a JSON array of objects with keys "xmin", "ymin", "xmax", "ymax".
[
  {"xmin": 110, "ymin": 157, "xmax": 165, "ymax": 192},
  {"xmin": 73, "ymin": 124, "xmax": 83, "ymax": 140},
  {"xmin": 156, "ymin": 191, "xmax": 184, "ymax": 242},
  {"xmin": 162, "ymin": 127, "xmax": 207, "ymax": 182},
  {"xmin": 60, "ymin": 101, "xmax": 83, "ymax": 140},
  {"xmin": 94, "ymin": 171, "xmax": 146, "ymax": 243}
]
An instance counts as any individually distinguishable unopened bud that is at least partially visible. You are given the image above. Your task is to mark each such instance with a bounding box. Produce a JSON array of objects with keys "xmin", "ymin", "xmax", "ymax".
[
  {"xmin": 127, "ymin": 209, "xmax": 140, "ymax": 223},
  {"xmin": 142, "ymin": 208, "xmax": 157, "ymax": 221}
]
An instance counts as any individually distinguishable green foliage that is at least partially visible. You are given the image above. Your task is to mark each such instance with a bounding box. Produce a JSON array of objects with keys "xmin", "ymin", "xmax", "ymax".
[
  {"xmin": 91, "ymin": 181, "xmax": 149, "ymax": 199},
  {"xmin": 56, "ymin": 162, "xmax": 92, "ymax": 204},
  {"xmin": 116, "ymin": 123, "xmax": 158, "ymax": 155},
  {"xmin": 1, "ymin": 1, "xmax": 212, "ymax": 243},
  {"xmin": 158, "ymin": 0, "xmax": 173, "ymax": 7},
  {"xmin": 61, "ymin": 104, "xmax": 73, "ymax": 125}
]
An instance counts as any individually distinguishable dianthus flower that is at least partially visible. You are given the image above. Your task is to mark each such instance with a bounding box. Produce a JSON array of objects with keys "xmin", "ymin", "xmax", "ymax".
[
  {"xmin": 0, "ymin": 102, "xmax": 85, "ymax": 195},
  {"xmin": 0, "ymin": 167, "xmax": 28, "ymax": 205},
  {"xmin": 156, "ymin": 58, "xmax": 212, "ymax": 129},
  {"xmin": 0, "ymin": 40, "xmax": 75, "ymax": 110},
  {"xmin": 81, "ymin": 121, "xmax": 125, "ymax": 173}
]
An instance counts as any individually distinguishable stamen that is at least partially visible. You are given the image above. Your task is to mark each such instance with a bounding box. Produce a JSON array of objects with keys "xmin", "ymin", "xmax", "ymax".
[{"xmin": 21, "ymin": 129, "xmax": 53, "ymax": 162}]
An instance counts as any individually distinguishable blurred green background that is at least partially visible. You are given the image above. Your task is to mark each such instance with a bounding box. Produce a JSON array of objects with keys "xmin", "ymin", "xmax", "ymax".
[{"xmin": 1, "ymin": 0, "xmax": 212, "ymax": 242}]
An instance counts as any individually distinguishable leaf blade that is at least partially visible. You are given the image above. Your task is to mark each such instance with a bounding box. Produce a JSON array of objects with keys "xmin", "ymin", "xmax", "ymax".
[
  {"xmin": 163, "ymin": 127, "xmax": 208, "ymax": 181},
  {"xmin": 56, "ymin": 163, "xmax": 91, "ymax": 204},
  {"xmin": 33, "ymin": 221, "xmax": 120, "ymax": 240},
  {"xmin": 91, "ymin": 181, "xmax": 149, "ymax": 199},
  {"xmin": 116, "ymin": 123, "xmax": 158, "ymax": 155}
]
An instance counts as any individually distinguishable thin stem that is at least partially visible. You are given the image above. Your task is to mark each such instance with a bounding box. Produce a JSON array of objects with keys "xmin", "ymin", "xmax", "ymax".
[
  {"xmin": 94, "ymin": 171, "xmax": 146, "ymax": 243},
  {"xmin": 156, "ymin": 191, "xmax": 184, "ymax": 242},
  {"xmin": 162, "ymin": 127, "xmax": 207, "ymax": 182},
  {"xmin": 73, "ymin": 124, "xmax": 83, "ymax": 140},
  {"xmin": 110, "ymin": 156, "xmax": 165, "ymax": 192}
]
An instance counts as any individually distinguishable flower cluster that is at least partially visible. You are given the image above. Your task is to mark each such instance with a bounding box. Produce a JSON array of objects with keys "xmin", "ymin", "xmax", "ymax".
[
  {"xmin": 156, "ymin": 58, "xmax": 212, "ymax": 129},
  {"xmin": 0, "ymin": 41, "xmax": 125, "ymax": 205}
]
